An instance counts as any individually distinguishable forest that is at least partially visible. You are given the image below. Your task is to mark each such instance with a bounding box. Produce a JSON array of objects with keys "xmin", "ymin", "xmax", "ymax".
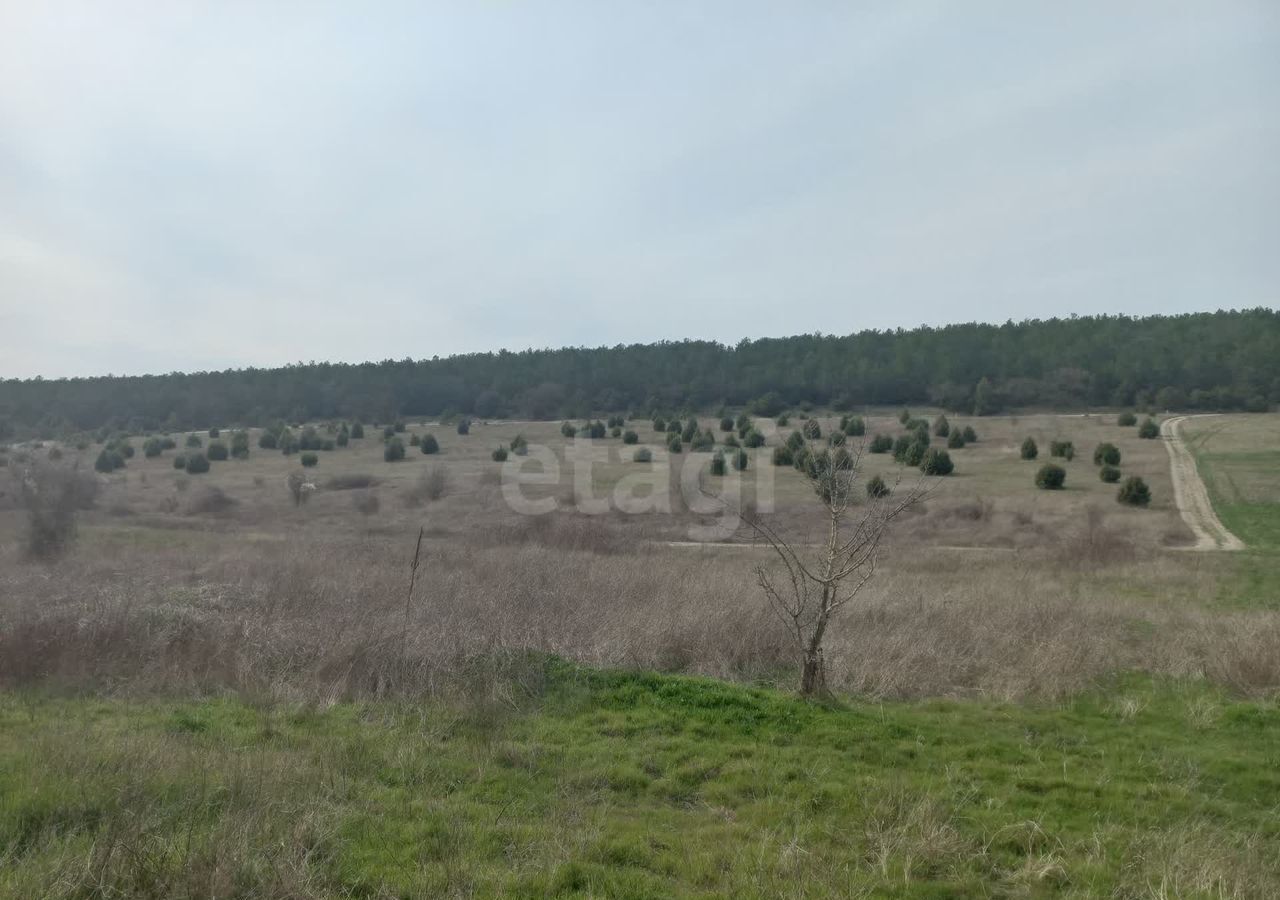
[{"xmin": 2, "ymin": 309, "xmax": 1277, "ymax": 436}]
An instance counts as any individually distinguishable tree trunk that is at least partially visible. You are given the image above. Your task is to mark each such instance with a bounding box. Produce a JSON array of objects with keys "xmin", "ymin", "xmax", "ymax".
[{"xmin": 800, "ymin": 648, "xmax": 824, "ymax": 696}]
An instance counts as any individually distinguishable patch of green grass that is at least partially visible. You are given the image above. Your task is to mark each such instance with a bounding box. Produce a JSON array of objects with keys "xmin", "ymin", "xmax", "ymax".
[{"xmin": 3, "ymin": 664, "xmax": 1278, "ymax": 898}]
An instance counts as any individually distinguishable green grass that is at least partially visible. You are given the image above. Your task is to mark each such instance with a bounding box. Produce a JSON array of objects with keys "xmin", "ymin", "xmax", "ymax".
[{"xmin": 3, "ymin": 662, "xmax": 1278, "ymax": 898}]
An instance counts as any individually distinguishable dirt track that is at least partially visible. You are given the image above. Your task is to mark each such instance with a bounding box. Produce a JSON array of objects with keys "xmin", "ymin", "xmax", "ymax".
[{"xmin": 1161, "ymin": 415, "xmax": 1245, "ymax": 551}]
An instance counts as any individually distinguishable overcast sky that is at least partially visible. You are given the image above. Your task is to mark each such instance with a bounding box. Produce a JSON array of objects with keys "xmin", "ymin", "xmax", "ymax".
[{"xmin": 1, "ymin": 2, "xmax": 1277, "ymax": 378}]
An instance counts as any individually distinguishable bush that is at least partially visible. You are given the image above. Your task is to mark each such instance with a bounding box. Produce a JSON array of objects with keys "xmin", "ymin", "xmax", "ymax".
[
  {"xmin": 723, "ymin": 433, "xmax": 739, "ymax": 448},
  {"xmin": 962, "ymin": 425, "xmax": 977, "ymax": 443},
  {"xmin": 409, "ymin": 433, "xmax": 421, "ymax": 447},
  {"xmin": 802, "ymin": 419, "xmax": 821, "ymax": 440},
  {"xmin": 173, "ymin": 454, "xmax": 187, "ymax": 469},
  {"xmin": 1020, "ymin": 437, "xmax": 1038, "ymax": 460},
  {"xmin": 230, "ymin": 431, "xmax": 250, "ymax": 459},
  {"xmin": 865, "ymin": 475, "xmax": 890, "ymax": 499},
  {"xmin": 351, "ymin": 422, "xmax": 365, "ymax": 439},
  {"xmin": 785, "ymin": 430, "xmax": 805, "ymax": 451},
  {"xmin": 300, "ymin": 452, "xmax": 319, "ymax": 467},
  {"xmin": 510, "ymin": 434, "xmax": 529, "ymax": 455},
  {"xmin": 384, "ymin": 438, "xmax": 406, "ymax": 462},
  {"xmin": 743, "ymin": 429, "xmax": 765, "ymax": 448},
  {"xmin": 869, "ymin": 434, "xmax": 893, "ymax": 453},
  {"xmin": 920, "ymin": 448, "xmax": 954, "ymax": 475},
  {"xmin": 1035, "ymin": 463, "xmax": 1065, "ymax": 490},
  {"xmin": 588, "ymin": 421, "xmax": 607, "ymax": 439},
  {"xmin": 185, "ymin": 453, "xmax": 211, "ymax": 474},
  {"xmin": 206, "ymin": 441, "xmax": 229, "ymax": 461},
  {"xmin": 457, "ymin": 419, "xmax": 471, "ymax": 435},
  {"xmin": 775, "ymin": 415, "xmax": 789, "ymax": 427},
  {"xmin": 393, "ymin": 420, "xmax": 406, "ymax": 433},
  {"xmin": 1138, "ymin": 418, "xmax": 1160, "ymax": 439},
  {"xmin": 1049, "ymin": 440, "xmax": 1074, "ymax": 460},
  {"xmin": 420, "ymin": 434, "xmax": 439, "ymax": 454},
  {"xmin": 947, "ymin": 430, "xmax": 965, "ymax": 449},
  {"xmin": 897, "ymin": 439, "xmax": 927, "ymax": 467},
  {"xmin": 185, "ymin": 434, "xmax": 203, "ymax": 449},
  {"xmin": 94, "ymin": 449, "xmax": 123, "ymax": 473},
  {"xmin": 1093, "ymin": 442, "xmax": 1121, "ymax": 466},
  {"xmin": 1099, "ymin": 465, "xmax": 1122, "ymax": 483},
  {"xmin": 622, "ymin": 430, "xmax": 638, "ymax": 444},
  {"xmin": 899, "ymin": 408, "xmax": 911, "ymax": 424},
  {"xmin": 710, "ymin": 451, "xmax": 726, "ymax": 476},
  {"xmin": 405, "ymin": 466, "xmax": 448, "ymax": 505},
  {"xmin": 1117, "ymin": 475, "xmax": 1152, "ymax": 506},
  {"xmin": 691, "ymin": 429, "xmax": 716, "ymax": 452},
  {"xmin": 831, "ymin": 447, "xmax": 852, "ymax": 471},
  {"xmin": 828, "ymin": 430, "xmax": 845, "ymax": 447},
  {"xmin": 258, "ymin": 430, "xmax": 279, "ymax": 449},
  {"xmin": 321, "ymin": 439, "xmax": 335, "ymax": 451},
  {"xmin": 792, "ymin": 446, "xmax": 811, "ymax": 472},
  {"xmin": 491, "ymin": 446, "xmax": 508, "ymax": 462},
  {"xmin": 732, "ymin": 448, "xmax": 749, "ymax": 471},
  {"xmin": 336, "ymin": 431, "xmax": 349, "ymax": 447},
  {"xmin": 933, "ymin": 414, "xmax": 950, "ymax": 437},
  {"xmin": 844, "ymin": 416, "xmax": 865, "ymax": 436},
  {"xmin": 652, "ymin": 416, "xmax": 666, "ymax": 432},
  {"xmin": 143, "ymin": 437, "xmax": 163, "ymax": 458},
  {"xmin": 719, "ymin": 416, "xmax": 734, "ymax": 432},
  {"xmin": 667, "ymin": 435, "xmax": 683, "ymax": 454},
  {"xmin": 633, "ymin": 447, "xmax": 653, "ymax": 463},
  {"xmin": 772, "ymin": 445, "xmax": 793, "ymax": 466},
  {"xmin": 1117, "ymin": 411, "xmax": 1137, "ymax": 426},
  {"xmin": 382, "ymin": 425, "xmax": 396, "ymax": 440},
  {"xmin": 681, "ymin": 418, "xmax": 699, "ymax": 442},
  {"xmin": 18, "ymin": 462, "xmax": 98, "ymax": 559},
  {"xmin": 208, "ymin": 427, "xmax": 220, "ymax": 438},
  {"xmin": 748, "ymin": 392, "xmax": 785, "ymax": 417}
]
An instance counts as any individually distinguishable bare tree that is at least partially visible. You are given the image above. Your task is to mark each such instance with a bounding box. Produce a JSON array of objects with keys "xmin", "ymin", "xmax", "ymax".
[{"xmin": 739, "ymin": 443, "xmax": 928, "ymax": 696}]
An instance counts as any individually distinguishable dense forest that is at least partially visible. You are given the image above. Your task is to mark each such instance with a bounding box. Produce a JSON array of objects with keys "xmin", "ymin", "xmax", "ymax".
[{"xmin": 2, "ymin": 310, "xmax": 1277, "ymax": 438}]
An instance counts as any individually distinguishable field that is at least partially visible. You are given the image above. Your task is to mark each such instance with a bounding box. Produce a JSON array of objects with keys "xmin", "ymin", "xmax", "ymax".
[{"xmin": 2, "ymin": 410, "xmax": 1278, "ymax": 897}]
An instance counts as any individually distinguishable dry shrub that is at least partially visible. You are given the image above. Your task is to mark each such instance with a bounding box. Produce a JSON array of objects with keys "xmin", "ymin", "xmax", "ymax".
[
  {"xmin": 186, "ymin": 486, "xmax": 237, "ymax": 516},
  {"xmin": 324, "ymin": 473, "xmax": 380, "ymax": 491},
  {"xmin": 404, "ymin": 466, "xmax": 447, "ymax": 506},
  {"xmin": 352, "ymin": 490, "xmax": 380, "ymax": 516},
  {"xmin": 13, "ymin": 462, "xmax": 98, "ymax": 559},
  {"xmin": 491, "ymin": 512, "xmax": 628, "ymax": 555},
  {"xmin": 1053, "ymin": 507, "xmax": 1135, "ymax": 567}
]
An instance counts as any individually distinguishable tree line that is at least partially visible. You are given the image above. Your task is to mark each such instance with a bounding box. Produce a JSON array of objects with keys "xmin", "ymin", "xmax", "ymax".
[{"xmin": 1, "ymin": 309, "xmax": 1276, "ymax": 437}]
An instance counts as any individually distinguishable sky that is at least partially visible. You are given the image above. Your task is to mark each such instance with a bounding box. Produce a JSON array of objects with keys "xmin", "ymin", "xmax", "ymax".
[{"xmin": 1, "ymin": 2, "xmax": 1277, "ymax": 379}]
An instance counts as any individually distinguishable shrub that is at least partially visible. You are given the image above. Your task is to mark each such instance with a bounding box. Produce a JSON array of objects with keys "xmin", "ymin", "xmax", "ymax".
[
  {"xmin": 393, "ymin": 420, "xmax": 406, "ymax": 433},
  {"xmin": 258, "ymin": 430, "xmax": 279, "ymax": 449},
  {"xmin": 420, "ymin": 434, "xmax": 439, "ymax": 454},
  {"xmin": 1093, "ymin": 443, "xmax": 1121, "ymax": 466},
  {"xmin": 143, "ymin": 437, "xmax": 163, "ymax": 458},
  {"xmin": 802, "ymin": 419, "xmax": 821, "ymax": 440},
  {"xmin": 610, "ymin": 426, "xmax": 622, "ymax": 438},
  {"xmin": 384, "ymin": 438, "xmax": 406, "ymax": 462},
  {"xmin": 869, "ymin": 434, "xmax": 893, "ymax": 453},
  {"xmin": 652, "ymin": 416, "xmax": 666, "ymax": 432},
  {"xmin": 622, "ymin": 430, "xmax": 639, "ymax": 444},
  {"xmin": 785, "ymin": 430, "xmax": 805, "ymax": 451},
  {"xmin": 947, "ymin": 430, "xmax": 965, "ymax": 449},
  {"xmin": 1138, "ymin": 418, "xmax": 1160, "ymax": 439},
  {"xmin": 735, "ymin": 412, "xmax": 751, "ymax": 434},
  {"xmin": 1020, "ymin": 437, "xmax": 1038, "ymax": 460},
  {"xmin": 491, "ymin": 446, "xmax": 508, "ymax": 462},
  {"xmin": 1035, "ymin": 463, "xmax": 1066, "ymax": 490},
  {"xmin": 633, "ymin": 447, "xmax": 653, "ymax": 463},
  {"xmin": 844, "ymin": 416, "xmax": 865, "ymax": 436},
  {"xmin": 866, "ymin": 475, "xmax": 890, "ymax": 499},
  {"xmin": 962, "ymin": 425, "xmax": 977, "ymax": 443},
  {"xmin": 933, "ymin": 415, "xmax": 950, "ymax": 437},
  {"xmin": 300, "ymin": 452, "xmax": 319, "ymax": 467},
  {"xmin": 230, "ymin": 431, "xmax": 250, "ymax": 459},
  {"xmin": 719, "ymin": 416, "xmax": 734, "ymax": 432},
  {"xmin": 185, "ymin": 434, "xmax": 202, "ymax": 448},
  {"xmin": 743, "ymin": 429, "xmax": 765, "ymax": 448},
  {"xmin": 920, "ymin": 448, "xmax": 954, "ymax": 475},
  {"xmin": 561, "ymin": 421, "xmax": 577, "ymax": 438},
  {"xmin": 405, "ymin": 466, "xmax": 448, "ymax": 505},
  {"xmin": 456, "ymin": 419, "xmax": 471, "ymax": 435},
  {"xmin": 667, "ymin": 435, "xmax": 683, "ymax": 454},
  {"xmin": 510, "ymin": 434, "xmax": 529, "ymax": 455},
  {"xmin": 772, "ymin": 445, "xmax": 793, "ymax": 466},
  {"xmin": 94, "ymin": 449, "xmax": 123, "ymax": 473},
  {"xmin": 208, "ymin": 427, "xmax": 220, "ymax": 438},
  {"xmin": 748, "ymin": 392, "xmax": 785, "ymax": 417},
  {"xmin": 1117, "ymin": 475, "xmax": 1152, "ymax": 506},
  {"xmin": 1117, "ymin": 411, "xmax": 1137, "ymax": 426},
  {"xmin": 351, "ymin": 422, "xmax": 365, "ymax": 439},
  {"xmin": 691, "ymin": 429, "xmax": 716, "ymax": 452},
  {"xmin": 1099, "ymin": 465, "xmax": 1122, "ymax": 483},
  {"xmin": 173, "ymin": 454, "xmax": 187, "ymax": 469},
  {"xmin": 901, "ymin": 440, "xmax": 928, "ymax": 467},
  {"xmin": 710, "ymin": 451, "xmax": 726, "ymax": 476},
  {"xmin": 732, "ymin": 448, "xmax": 748, "ymax": 471},
  {"xmin": 792, "ymin": 446, "xmax": 811, "ymax": 472},
  {"xmin": 828, "ymin": 430, "xmax": 845, "ymax": 447},
  {"xmin": 160, "ymin": 437, "xmax": 177, "ymax": 450},
  {"xmin": 1049, "ymin": 440, "xmax": 1074, "ymax": 460},
  {"xmin": 588, "ymin": 421, "xmax": 607, "ymax": 439},
  {"xmin": 382, "ymin": 425, "xmax": 396, "ymax": 440},
  {"xmin": 206, "ymin": 441, "xmax": 228, "ymax": 461},
  {"xmin": 185, "ymin": 453, "xmax": 211, "ymax": 474},
  {"xmin": 409, "ymin": 433, "xmax": 421, "ymax": 446},
  {"xmin": 831, "ymin": 447, "xmax": 852, "ymax": 471},
  {"xmin": 723, "ymin": 433, "xmax": 740, "ymax": 448},
  {"xmin": 775, "ymin": 415, "xmax": 789, "ymax": 427},
  {"xmin": 336, "ymin": 431, "xmax": 349, "ymax": 447},
  {"xmin": 321, "ymin": 439, "xmax": 335, "ymax": 451}
]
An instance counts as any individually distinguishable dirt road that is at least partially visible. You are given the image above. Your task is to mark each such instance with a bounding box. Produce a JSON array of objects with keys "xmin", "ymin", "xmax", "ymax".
[{"xmin": 1161, "ymin": 415, "xmax": 1245, "ymax": 551}]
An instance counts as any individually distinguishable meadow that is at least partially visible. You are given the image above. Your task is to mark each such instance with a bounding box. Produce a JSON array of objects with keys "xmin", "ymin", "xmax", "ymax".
[{"xmin": 1, "ymin": 410, "xmax": 1278, "ymax": 897}]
